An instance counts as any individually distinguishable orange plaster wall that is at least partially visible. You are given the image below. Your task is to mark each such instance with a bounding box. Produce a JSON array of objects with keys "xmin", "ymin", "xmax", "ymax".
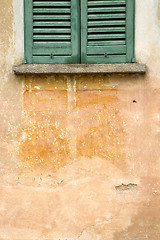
[{"xmin": 0, "ymin": 1, "xmax": 160, "ymax": 240}]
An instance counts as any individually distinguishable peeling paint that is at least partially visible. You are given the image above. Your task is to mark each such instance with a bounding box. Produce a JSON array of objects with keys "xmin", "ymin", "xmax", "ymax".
[
  {"xmin": 1, "ymin": 0, "xmax": 160, "ymax": 239},
  {"xmin": 115, "ymin": 183, "xmax": 138, "ymax": 193}
]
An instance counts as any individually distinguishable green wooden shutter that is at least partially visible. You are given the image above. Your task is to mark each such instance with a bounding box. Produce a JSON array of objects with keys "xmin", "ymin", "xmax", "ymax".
[
  {"xmin": 81, "ymin": 0, "xmax": 135, "ymax": 64},
  {"xmin": 24, "ymin": 0, "xmax": 80, "ymax": 64}
]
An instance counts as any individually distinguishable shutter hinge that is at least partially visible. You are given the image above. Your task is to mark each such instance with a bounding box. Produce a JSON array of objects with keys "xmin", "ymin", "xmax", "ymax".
[
  {"xmin": 22, "ymin": 59, "xmax": 27, "ymax": 64},
  {"xmin": 131, "ymin": 58, "xmax": 136, "ymax": 63}
]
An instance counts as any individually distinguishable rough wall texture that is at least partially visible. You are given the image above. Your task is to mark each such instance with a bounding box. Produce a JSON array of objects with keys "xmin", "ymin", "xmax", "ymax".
[{"xmin": 0, "ymin": 0, "xmax": 160, "ymax": 239}]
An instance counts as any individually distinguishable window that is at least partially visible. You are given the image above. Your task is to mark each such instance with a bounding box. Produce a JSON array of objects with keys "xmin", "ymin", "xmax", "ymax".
[{"xmin": 24, "ymin": 0, "xmax": 135, "ymax": 64}]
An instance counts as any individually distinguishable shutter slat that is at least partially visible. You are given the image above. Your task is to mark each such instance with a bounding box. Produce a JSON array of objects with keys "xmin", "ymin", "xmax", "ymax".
[
  {"xmin": 86, "ymin": 55, "xmax": 127, "ymax": 64},
  {"xmin": 33, "ymin": 15, "xmax": 70, "ymax": 20},
  {"xmin": 88, "ymin": 34, "xmax": 126, "ymax": 40},
  {"xmin": 88, "ymin": 1, "xmax": 125, "ymax": 6},
  {"xmin": 33, "ymin": 35, "xmax": 71, "ymax": 40},
  {"xmin": 88, "ymin": 13, "xmax": 126, "ymax": 19},
  {"xmin": 33, "ymin": 8, "xmax": 70, "ymax": 13},
  {"xmin": 88, "ymin": 7, "xmax": 126, "ymax": 13},
  {"xmin": 33, "ymin": 28, "xmax": 71, "ymax": 34},
  {"xmin": 33, "ymin": 56, "xmax": 75, "ymax": 64},
  {"xmin": 88, "ymin": 40, "xmax": 126, "ymax": 46},
  {"xmin": 88, "ymin": 0, "xmax": 125, "ymax": 6},
  {"xmin": 33, "ymin": 2, "xmax": 71, "ymax": 7},
  {"xmin": 34, "ymin": 42, "xmax": 71, "ymax": 47},
  {"xmin": 88, "ymin": 27, "xmax": 126, "ymax": 33},
  {"xmin": 87, "ymin": 45, "xmax": 126, "ymax": 54},
  {"xmin": 88, "ymin": 20, "xmax": 126, "ymax": 26},
  {"xmin": 33, "ymin": 47, "xmax": 71, "ymax": 55},
  {"xmin": 33, "ymin": 22, "xmax": 71, "ymax": 27}
]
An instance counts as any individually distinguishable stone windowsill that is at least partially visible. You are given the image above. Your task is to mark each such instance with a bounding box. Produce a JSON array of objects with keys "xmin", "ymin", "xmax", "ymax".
[{"xmin": 13, "ymin": 63, "xmax": 146, "ymax": 75}]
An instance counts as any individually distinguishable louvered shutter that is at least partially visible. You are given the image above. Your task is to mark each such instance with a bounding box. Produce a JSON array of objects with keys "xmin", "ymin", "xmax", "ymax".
[
  {"xmin": 81, "ymin": 0, "xmax": 135, "ymax": 64},
  {"xmin": 24, "ymin": 0, "xmax": 80, "ymax": 64}
]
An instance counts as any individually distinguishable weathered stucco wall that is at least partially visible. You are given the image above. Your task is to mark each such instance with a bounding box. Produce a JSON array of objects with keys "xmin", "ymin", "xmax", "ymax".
[{"xmin": 0, "ymin": 0, "xmax": 160, "ymax": 239}]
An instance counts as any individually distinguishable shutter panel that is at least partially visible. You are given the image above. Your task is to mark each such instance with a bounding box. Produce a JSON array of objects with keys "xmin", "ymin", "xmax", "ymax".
[
  {"xmin": 81, "ymin": 0, "xmax": 135, "ymax": 64},
  {"xmin": 24, "ymin": 0, "xmax": 80, "ymax": 64}
]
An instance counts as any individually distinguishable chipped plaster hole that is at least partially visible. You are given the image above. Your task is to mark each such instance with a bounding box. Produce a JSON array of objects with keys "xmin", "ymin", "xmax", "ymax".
[
  {"xmin": 115, "ymin": 183, "xmax": 138, "ymax": 193},
  {"xmin": 133, "ymin": 100, "xmax": 137, "ymax": 103}
]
